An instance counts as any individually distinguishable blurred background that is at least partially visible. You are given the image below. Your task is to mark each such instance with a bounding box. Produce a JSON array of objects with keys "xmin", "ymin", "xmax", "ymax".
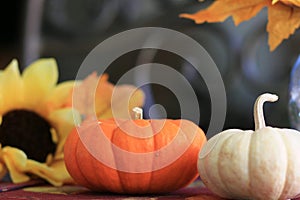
[{"xmin": 1, "ymin": 0, "xmax": 300, "ymax": 134}]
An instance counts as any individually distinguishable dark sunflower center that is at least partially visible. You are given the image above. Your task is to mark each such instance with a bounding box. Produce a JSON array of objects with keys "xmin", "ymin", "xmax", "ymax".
[{"xmin": 0, "ymin": 109, "xmax": 56, "ymax": 163}]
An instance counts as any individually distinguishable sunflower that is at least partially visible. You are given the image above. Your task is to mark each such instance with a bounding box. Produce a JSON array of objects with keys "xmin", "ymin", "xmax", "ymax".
[
  {"xmin": 0, "ymin": 58, "xmax": 80, "ymax": 186},
  {"xmin": 180, "ymin": 0, "xmax": 300, "ymax": 51}
]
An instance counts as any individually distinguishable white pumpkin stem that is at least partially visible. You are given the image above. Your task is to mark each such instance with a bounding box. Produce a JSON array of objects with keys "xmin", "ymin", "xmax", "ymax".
[
  {"xmin": 254, "ymin": 93, "xmax": 278, "ymax": 130},
  {"xmin": 133, "ymin": 107, "xmax": 143, "ymax": 119}
]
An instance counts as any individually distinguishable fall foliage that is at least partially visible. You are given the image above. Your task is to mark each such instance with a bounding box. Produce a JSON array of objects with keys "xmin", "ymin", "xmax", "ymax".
[
  {"xmin": 66, "ymin": 72, "xmax": 145, "ymax": 120},
  {"xmin": 180, "ymin": 0, "xmax": 300, "ymax": 51}
]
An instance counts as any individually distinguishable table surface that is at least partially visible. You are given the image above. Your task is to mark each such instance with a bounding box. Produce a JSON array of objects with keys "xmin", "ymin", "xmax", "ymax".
[
  {"xmin": 2, "ymin": 179, "xmax": 300, "ymax": 200},
  {"xmin": 0, "ymin": 179, "xmax": 224, "ymax": 200}
]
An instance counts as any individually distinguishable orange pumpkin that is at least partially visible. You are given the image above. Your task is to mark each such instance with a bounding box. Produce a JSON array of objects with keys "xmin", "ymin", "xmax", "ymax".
[{"xmin": 64, "ymin": 109, "xmax": 206, "ymax": 194}]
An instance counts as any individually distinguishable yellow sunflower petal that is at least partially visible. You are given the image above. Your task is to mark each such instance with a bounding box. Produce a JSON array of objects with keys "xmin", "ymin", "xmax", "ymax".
[
  {"xmin": 44, "ymin": 159, "xmax": 74, "ymax": 185},
  {"xmin": 48, "ymin": 108, "xmax": 81, "ymax": 159},
  {"xmin": 22, "ymin": 58, "xmax": 58, "ymax": 113},
  {"xmin": 0, "ymin": 147, "xmax": 30, "ymax": 183},
  {"xmin": 25, "ymin": 159, "xmax": 72, "ymax": 186},
  {"xmin": 0, "ymin": 59, "xmax": 23, "ymax": 114},
  {"xmin": 0, "ymin": 147, "xmax": 72, "ymax": 186},
  {"xmin": 0, "ymin": 58, "xmax": 79, "ymax": 186},
  {"xmin": 44, "ymin": 81, "xmax": 76, "ymax": 114},
  {"xmin": 0, "ymin": 162, "xmax": 7, "ymax": 180}
]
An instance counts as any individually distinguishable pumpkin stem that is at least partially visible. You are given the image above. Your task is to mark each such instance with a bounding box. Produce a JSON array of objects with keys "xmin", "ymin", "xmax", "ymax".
[
  {"xmin": 133, "ymin": 107, "xmax": 143, "ymax": 119},
  {"xmin": 254, "ymin": 93, "xmax": 278, "ymax": 130}
]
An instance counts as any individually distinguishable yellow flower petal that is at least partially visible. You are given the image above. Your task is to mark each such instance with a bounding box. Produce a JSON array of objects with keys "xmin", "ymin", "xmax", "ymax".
[
  {"xmin": 0, "ymin": 147, "xmax": 72, "ymax": 186},
  {"xmin": 0, "ymin": 59, "xmax": 79, "ymax": 186},
  {"xmin": 0, "ymin": 60, "xmax": 23, "ymax": 114},
  {"xmin": 45, "ymin": 81, "xmax": 76, "ymax": 114},
  {"xmin": 25, "ymin": 159, "xmax": 72, "ymax": 186},
  {"xmin": 22, "ymin": 58, "xmax": 58, "ymax": 112},
  {"xmin": 0, "ymin": 162, "xmax": 7, "ymax": 180},
  {"xmin": 50, "ymin": 128, "xmax": 58, "ymax": 144},
  {"xmin": 0, "ymin": 147, "xmax": 30, "ymax": 183},
  {"xmin": 46, "ymin": 158, "xmax": 74, "ymax": 185},
  {"xmin": 48, "ymin": 108, "xmax": 81, "ymax": 159}
]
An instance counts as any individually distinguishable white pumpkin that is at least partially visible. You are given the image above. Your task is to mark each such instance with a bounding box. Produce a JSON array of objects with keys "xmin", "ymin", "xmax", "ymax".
[{"xmin": 198, "ymin": 93, "xmax": 300, "ymax": 200}]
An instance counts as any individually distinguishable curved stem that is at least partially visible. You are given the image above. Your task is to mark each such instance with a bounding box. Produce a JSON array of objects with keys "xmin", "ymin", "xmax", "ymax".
[
  {"xmin": 132, "ymin": 107, "xmax": 143, "ymax": 119},
  {"xmin": 254, "ymin": 93, "xmax": 278, "ymax": 130}
]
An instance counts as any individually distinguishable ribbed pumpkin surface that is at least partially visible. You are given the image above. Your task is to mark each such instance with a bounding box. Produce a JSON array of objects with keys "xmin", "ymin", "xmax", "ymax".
[{"xmin": 64, "ymin": 119, "xmax": 206, "ymax": 194}]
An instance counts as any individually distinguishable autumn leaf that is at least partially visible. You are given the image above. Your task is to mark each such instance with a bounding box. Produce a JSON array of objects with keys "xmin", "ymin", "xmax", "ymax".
[
  {"xmin": 267, "ymin": 2, "xmax": 300, "ymax": 50},
  {"xmin": 66, "ymin": 72, "xmax": 104, "ymax": 117},
  {"xmin": 180, "ymin": 0, "xmax": 300, "ymax": 51},
  {"xmin": 67, "ymin": 72, "xmax": 145, "ymax": 120},
  {"xmin": 180, "ymin": 0, "xmax": 268, "ymax": 25},
  {"xmin": 274, "ymin": 0, "xmax": 300, "ymax": 7},
  {"xmin": 97, "ymin": 85, "xmax": 145, "ymax": 119},
  {"xmin": 94, "ymin": 73, "xmax": 114, "ymax": 117}
]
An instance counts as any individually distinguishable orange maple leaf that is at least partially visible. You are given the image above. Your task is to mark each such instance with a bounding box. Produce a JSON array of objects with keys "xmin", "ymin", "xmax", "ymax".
[
  {"xmin": 274, "ymin": 0, "xmax": 300, "ymax": 7},
  {"xmin": 180, "ymin": 0, "xmax": 300, "ymax": 51},
  {"xmin": 66, "ymin": 72, "xmax": 145, "ymax": 120}
]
